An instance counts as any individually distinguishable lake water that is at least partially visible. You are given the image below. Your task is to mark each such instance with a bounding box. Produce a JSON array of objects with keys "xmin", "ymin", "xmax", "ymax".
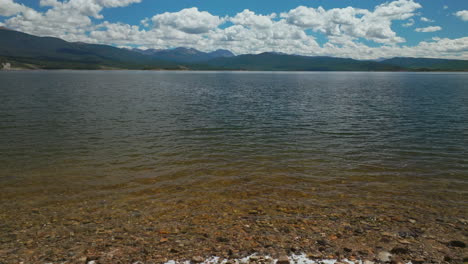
[{"xmin": 0, "ymin": 71, "xmax": 467, "ymax": 262}]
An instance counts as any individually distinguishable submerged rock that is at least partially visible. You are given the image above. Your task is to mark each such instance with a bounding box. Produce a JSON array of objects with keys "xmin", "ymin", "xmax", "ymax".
[
  {"xmin": 192, "ymin": 256, "xmax": 204, "ymax": 263},
  {"xmin": 277, "ymin": 255, "xmax": 290, "ymax": 264},
  {"xmin": 377, "ymin": 251, "xmax": 393, "ymax": 263},
  {"xmin": 448, "ymin": 241, "xmax": 466, "ymax": 248},
  {"xmin": 390, "ymin": 247, "xmax": 409, "ymax": 255}
]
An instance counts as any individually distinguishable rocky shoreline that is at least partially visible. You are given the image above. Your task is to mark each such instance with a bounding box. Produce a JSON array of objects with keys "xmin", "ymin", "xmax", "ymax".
[{"xmin": 1, "ymin": 197, "xmax": 466, "ymax": 264}]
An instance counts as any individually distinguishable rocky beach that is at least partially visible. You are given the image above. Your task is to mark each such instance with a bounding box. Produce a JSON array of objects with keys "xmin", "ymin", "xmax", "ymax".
[{"xmin": 1, "ymin": 173, "xmax": 467, "ymax": 263}]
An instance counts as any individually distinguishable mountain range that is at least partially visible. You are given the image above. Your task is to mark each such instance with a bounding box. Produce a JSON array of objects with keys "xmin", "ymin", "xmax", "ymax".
[
  {"xmin": 1, "ymin": 27, "xmax": 467, "ymax": 71},
  {"xmin": 131, "ymin": 47, "xmax": 235, "ymax": 63}
]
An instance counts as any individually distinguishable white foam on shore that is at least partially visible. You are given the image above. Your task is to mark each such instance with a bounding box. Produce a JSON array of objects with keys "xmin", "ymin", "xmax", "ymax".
[{"xmin": 164, "ymin": 254, "xmax": 363, "ymax": 264}]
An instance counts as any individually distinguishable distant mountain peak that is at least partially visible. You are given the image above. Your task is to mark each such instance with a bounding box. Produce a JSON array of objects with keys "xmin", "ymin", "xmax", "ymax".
[
  {"xmin": 209, "ymin": 49, "xmax": 235, "ymax": 57},
  {"xmin": 0, "ymin": 26, "xmax": 13, "ymax": 31}
]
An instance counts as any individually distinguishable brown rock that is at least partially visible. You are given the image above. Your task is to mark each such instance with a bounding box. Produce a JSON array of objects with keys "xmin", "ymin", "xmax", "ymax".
[
  {"xmin": 192, "ymin": 256, "xmax": 205, "ymax": 263},
  {"xmin": 277, "ymin": 255, "xmax": 290, "ymax": 264}
]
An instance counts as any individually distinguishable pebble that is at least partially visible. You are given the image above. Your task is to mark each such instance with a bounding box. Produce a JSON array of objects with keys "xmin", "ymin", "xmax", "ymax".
[
  {"xmin": 307, "ymin": 253, "xmax": 322, "ymax": 259},
  {"xmin": 397, "ymin": 239, "xmax": 411, "ymax": 245},
  {"xmin": 377, "ymin": 251, "xmax": 393, "ymax": 263},
  {"xmin": 390, "ymin": 248, "xmax": 409, "ymax": 255},
  {"xmin": 363, "ymin": 261, "xmax": 375, "ymax": 264},
  {"xmin": 277, "ymin": 255, "xmax": 290, "ymax": 264},
  {"xmin": 192, "ymin": 256, "xmax": 205, "ymax": 263},
  {"xmin": 250, "ymin": 256, "xmax": 261, "ymax": 261},
  {"xmin": 448, "ymin": 240, "xmax": 466, "ymax": 248},
  {"xmin": 412, "ymin": 258, "xmax": 425, "ymax": 264}
]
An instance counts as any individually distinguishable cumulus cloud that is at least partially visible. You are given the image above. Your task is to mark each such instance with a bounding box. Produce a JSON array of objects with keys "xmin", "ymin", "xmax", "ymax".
[
  {"xmin": 1, "ymin": 0, "xmax": 141, "ymax": 42},
  {"xmin": 415, "ymin": 26, "xmax": 442, "ymax": 32},
  {"xmin": 152, "ymin": 8, "xmax": 223, "ymax": 34},
  {"xmin": 0, "ymin": 0, "xmax": 31, "ymax": 16},
  {"xmin": 230, "ymin": 9, "xmax": 275, "ymax": 29},
  {"xmin": 455, "ymin": 10, "xmax": 468, "ymax": 21},
  {"xmin": 280, "ymin": 0, "xmax": 421, "ymax": 44}
]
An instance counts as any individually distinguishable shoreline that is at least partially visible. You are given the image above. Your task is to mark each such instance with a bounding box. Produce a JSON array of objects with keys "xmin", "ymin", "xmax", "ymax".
[{"xmin": 1, "ymin": 68, "xmax": 468, "ymax": 72}]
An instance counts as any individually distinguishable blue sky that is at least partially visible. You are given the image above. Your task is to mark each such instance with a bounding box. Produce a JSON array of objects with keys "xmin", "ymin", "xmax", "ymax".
[{"xmin": 1, "ymin": 0, "xmax": 467, "ymax": 59}]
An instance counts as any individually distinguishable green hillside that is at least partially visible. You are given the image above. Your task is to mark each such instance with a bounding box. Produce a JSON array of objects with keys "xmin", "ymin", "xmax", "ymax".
[
  {"xmin": 204, "ymin": 52, "xmax": 404, "ymax": 71},
  {"xmin": 0, "ymin": 28, "xmax": 184, "ymax": 70},
  {"xmin": 382, "ymin": 57, "xmax": 468, "ymax": 71}
]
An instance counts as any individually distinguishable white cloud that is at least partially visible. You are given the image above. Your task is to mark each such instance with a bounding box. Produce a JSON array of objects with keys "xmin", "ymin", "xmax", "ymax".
[
  {"xmin": 402, "ymin": 18, "xmax": 414, "ymax": 27},
  {"xmin": 420, "ymin": 17, "xmax": 434, "ymax": 22},
  {"xmin": 415, "ymin": 26, "xmax": 442, "ymax": 32},
  {"xmin": 455, "ymin": 10, "xmax": 468, "ymax": 21},
  {"xmin": 0, "ymin": 0, "xmax": 31, "ymax": 16},
  {"xmin": 151, "ymin": 8, "xmax": 223, "ymax": 34},
  {"xmin": 1, "ymin": 0, "xmax": 141, "ymax": 42},
  {"xmin": 280, "ymin": 0, "xmax": 421, "ymax": 44},
  {"xmin": 230, "ymin": 9, "xmax": 275, "ymax": 29}
]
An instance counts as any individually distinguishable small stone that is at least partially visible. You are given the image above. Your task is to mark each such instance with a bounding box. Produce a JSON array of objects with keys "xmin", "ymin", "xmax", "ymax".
[
  {"xmin": 408, "ymin": 219, "xmax": 416, "ymax": 224},
  {"xmin": 390, "ymin": 248, "xmax": 409, "ymax": 255},
  {"xmin": 307, "ymin": 253, "xmax": 322, "ymax": 259},
  {"xmin": 192, "ymin": 256, "xmax": 205, "ymax": 263},
  {"xmin": 448, "ymin": 241, "xmax": 466, "ymax": 248},
  {"xmin": 377, "ymin": 251, "xmax": 393, "ymax": 263},
  {"xmin": 217, "ymin": 237, "xmax": 230, "ymax": 243},
  {"xmin": 398, "ymin": 239, "xmax": 411, "ymax": 245},
  {"xmin": 363, "ymin": 261, "xmax": 375, "ymax": 264},
  {"xmin": 316, "ymin": 240, "xmax": 328, "ymax": 246},
  {"xmin": 277, "ymin": 255, "xmax": 290, "ymax": 264},
  {"xmin": 160, "ymin": 238, "xmax": 168, "ymax": 243},
  {"xmin": 250, "ymin": 256, "xmax": 261, "ymax": 261}
]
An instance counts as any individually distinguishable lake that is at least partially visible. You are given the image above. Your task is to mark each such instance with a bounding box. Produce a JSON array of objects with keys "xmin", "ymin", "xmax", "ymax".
[{"xmin": 0, "ymin": 71, "xmax": 467, "ymax": 263}]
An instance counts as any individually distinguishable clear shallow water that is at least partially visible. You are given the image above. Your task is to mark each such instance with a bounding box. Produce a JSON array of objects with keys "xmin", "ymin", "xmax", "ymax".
[{"xmin": 1, "ymin": 71, "xmax": 467, "ymax": 262}]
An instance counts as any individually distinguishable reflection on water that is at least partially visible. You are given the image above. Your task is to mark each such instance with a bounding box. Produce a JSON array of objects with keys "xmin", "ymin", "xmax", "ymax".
[{"xmin": 1, "ymin": 71, "xmax": 467, "ymax": 184}]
